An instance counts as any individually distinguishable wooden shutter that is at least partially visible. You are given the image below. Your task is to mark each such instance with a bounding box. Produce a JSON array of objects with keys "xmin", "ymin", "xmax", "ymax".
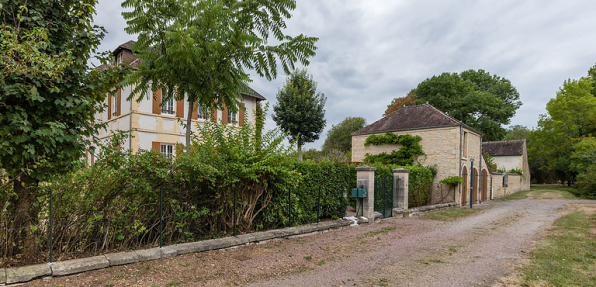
[
  {"xmin": 152, "ymin": 89, "xmax": 162, "ymax": 114},
  {"xmin": 90, "ymin": 153, "xmax": 94, "ymax": 165},
  {"xmin": 222, "ymin": 105, "xmax": 229, "ymax": 125},
  {"xmin": 211, "ymin": 108, "xmax": 217, "ymax": 122},
  {"xmin": 175, "ymin": 143, "xmax": 184, "ymax": 156},
  {"xmin": 191, "ymin": 101, "xmax": 198, "ymax": 120},
  {"xmin": 116, "ymin": 89, "xmax": 122, "ymax": 116},
  {"xmin": 239, "ymin": 103, "xmax": 245, "ymax": 127},
  {"xmin": 152, "ymin": 141, "xmax": 161, "ymax": 152},
  {"xmin": 176, "ymin": 99, "xmax": 184, "ymax": 118},
  {"xmin": 107, "ymin": 93, "xmax": 112, "ymax": 120}
]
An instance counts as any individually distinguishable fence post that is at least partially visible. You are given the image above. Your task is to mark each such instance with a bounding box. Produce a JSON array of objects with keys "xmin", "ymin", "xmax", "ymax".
[
  {"xmin": 159, "ymin": 187, "xmax": 163, "ymax": 248},
  {"xmin": 393, "ymin": 168, "xmax": 410, "ymax": 212},
  {"xmin": 233, "ymin": 186, "xmax": 237, "ymax": 236},
  {"xmin": 355, "ymin": 166, "xmax": 376, "ymax": 222},
  {"xmin": 49, "ymin": 188, "xmax": 53, "ymax": 264},
  {"xmin": 317, "ymin": 186, "xmax": 321, "ymax": 223}
]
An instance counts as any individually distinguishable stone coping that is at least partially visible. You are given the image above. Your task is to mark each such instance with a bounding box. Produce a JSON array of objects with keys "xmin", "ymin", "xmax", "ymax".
[
  {"xmin": 393, "ymin": 202, "xmax": 458, "ymax": 217},
  {"xmin": 2, "ymin": 220, "xmax": 352, "ymax": 285}
]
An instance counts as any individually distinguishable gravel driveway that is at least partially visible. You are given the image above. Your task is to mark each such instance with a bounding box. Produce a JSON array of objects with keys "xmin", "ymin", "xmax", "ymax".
[{"xmin": 29, "ymin": 196, "xmax": 594, "ymax": 287}]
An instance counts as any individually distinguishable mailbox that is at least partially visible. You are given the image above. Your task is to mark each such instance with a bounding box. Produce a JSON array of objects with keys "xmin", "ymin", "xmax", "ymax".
[{"xmin": 351, "ymin": 188, "xmax": 367, "ymax": 198}]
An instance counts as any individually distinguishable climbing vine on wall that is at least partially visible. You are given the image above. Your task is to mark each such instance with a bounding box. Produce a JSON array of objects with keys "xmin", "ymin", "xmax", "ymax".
[{"xmin": 363, "ymin": 133, "xmax": 424, "ymax": 165}]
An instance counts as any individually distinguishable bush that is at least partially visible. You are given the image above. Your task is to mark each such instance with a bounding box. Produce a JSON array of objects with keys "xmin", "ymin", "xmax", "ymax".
[{"xmin": 576, "ymin": 164, "xmax": 596, "ymax": 198}]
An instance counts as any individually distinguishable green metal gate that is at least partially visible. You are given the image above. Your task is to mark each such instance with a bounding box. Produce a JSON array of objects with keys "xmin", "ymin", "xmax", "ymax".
[{"xmin": 374, "ymin": 173, "xmax": 395, "ymax": 218}]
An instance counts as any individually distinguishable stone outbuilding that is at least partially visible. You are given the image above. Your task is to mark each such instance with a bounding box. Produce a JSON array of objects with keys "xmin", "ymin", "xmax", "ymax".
[
  {"xmin": 351, "ymin": 104, "xmax": 528, "ymax": 206},
  {"xmin": 482, "ymin": 140, "xmax": 531, "ymax": 195}
]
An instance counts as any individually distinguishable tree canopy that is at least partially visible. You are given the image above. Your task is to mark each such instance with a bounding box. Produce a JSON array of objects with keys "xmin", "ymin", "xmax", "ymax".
[
  {"xmin": 502, "ymin": 125, "xmax": 531, "ymax": 141},
  {"xmin": 121, "ymin": 0, "xmax": 318, "ymax": 151},
  {"xmin": 322, "ymin": 117, "xmax": 366, "ymax": 153},
  {"xmin": 410, "ymin": 69, "xmax": 522, "ymax": 141},
  {"xmin": 384, "ymin": 93, "xmax": 417, "ymax": 116},
  {"xmin": 272, "ymin": 69, "xmax": 326, "ymax": 161},
  {"xmin": 0, "ymin": 0, "xmax": 121, "ymax": 258}
]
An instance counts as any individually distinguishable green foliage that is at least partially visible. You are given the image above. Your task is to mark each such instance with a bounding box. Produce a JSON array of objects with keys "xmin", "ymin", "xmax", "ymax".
[
  {"xmin": 272, "ymin": 69, "xmax": 326, "ymax": 158},
  {"xmin": 121, "ymin": 0, "xmax": 318, "ymax": 148},
  {"xmin": 569, "ymin": 137, "xmax": 596, "ymax": 174},
  {"xmin": 363, "ymin": 133, "xmax": 424, "ymax": 165},
  {"xmin": 440, "ymin": 176, "xmax": 463, "ymax": 186},
  {"xmin": 576, "ymin": 164, "xmax": 596, "ymax": 198},
  {"xmin": 322, "ymin": 117, "xmax": 366, "ymax": 153},
  {"xmin": 411, "ymin": 69, "xmax": 522, "ymax": 141},
  {"xmin": 507, "ymin": 168, "xmax": 523, "ymax": 175},
  {"xmin": 528, "ymin": 64, "xmax": 596, "ymax": 184},
  {"xmin": 483, "ymin": 152, "xmax": 497, "ymax": 172},
  {"xmin": 0, "ymin": 0, "xmax": 124, "ymax": 258},
  {"xmin": 502, "ymin": 125, "xmax": 530, "ymax": 141}
]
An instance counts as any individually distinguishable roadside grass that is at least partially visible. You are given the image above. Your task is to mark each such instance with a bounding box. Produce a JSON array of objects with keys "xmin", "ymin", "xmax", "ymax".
[
  {"xmin": 422, "ymin": 207, "xmax": 479, "ymax": 221},
  {"xmin": 495, "ymin": 189, "xmax": 533, "ymax": 201},
  {"xmin": 361, "ymin": 226, "xmax": 396, "ymax": 238},
  {"xmin": 496, "ymin": 184, "xmax": 581, "ymax": 202},
  {"xmin": 519, "ymin": 210, "xmax": 596, "ymax": 286}
]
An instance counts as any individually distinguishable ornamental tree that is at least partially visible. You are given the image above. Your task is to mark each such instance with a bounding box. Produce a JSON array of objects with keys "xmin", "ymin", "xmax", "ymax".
[
  {"xmin": 0, "ymin": 0, "xmax": 122, "ymax": 258},
  {"xmin": 273, "ymin": 69, "xmax": 326, "ymax": 161},
  {"xmin": 121, "ymin": 0, "xmax": 318, "ymax": 152}
]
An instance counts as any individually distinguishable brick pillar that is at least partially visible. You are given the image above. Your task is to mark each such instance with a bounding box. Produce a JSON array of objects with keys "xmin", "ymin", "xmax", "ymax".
[
  {"xmin": 393, "ymin": 168, "xmax": 410, "ymax": 210},
  {"xmin": 355, "ymin": 166, "xmax": 375, "ymax": 221}
]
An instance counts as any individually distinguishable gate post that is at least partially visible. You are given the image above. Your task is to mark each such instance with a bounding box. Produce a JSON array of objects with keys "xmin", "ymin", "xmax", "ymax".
[
  {"xmin": 355, "ymin": 166, "xmax": 376, "ymax": 221},
  {"xmin": 393, "ymin": 168, "xmax": 410, "ymax": 211}
]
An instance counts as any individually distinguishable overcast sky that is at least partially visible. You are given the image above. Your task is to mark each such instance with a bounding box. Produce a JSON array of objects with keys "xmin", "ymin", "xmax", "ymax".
[{"xmin": 94, "ymin": 0, "xmax": 596, "ymax": 149}]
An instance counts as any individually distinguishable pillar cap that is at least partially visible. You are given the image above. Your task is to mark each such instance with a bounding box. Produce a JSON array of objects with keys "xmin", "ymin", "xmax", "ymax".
[
  {"xmin": 355, "ymin": 165, "xmax": 376, "ymax": 171},
  {"xmin": 392, "ymin": 168, "xmax": 410, "ymax": 173}
]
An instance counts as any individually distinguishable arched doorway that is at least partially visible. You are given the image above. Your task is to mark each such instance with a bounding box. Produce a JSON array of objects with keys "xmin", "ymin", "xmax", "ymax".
[
  {"xmin": 461, "ymin": 166, "xmax": 468, "ymax": 206},
  {"xmin": 473, "ymin": 168, "xmax": 478, "ymax": 204},
  {"xmin": 481, "ymin": 169, "xmax": 488, "ymax": 202}
]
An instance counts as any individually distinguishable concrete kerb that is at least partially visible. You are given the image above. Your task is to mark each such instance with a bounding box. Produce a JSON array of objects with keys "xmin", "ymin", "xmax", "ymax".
[{"xmin": 3, "ymin": 219, "xmax": 354, "ymax": 285}]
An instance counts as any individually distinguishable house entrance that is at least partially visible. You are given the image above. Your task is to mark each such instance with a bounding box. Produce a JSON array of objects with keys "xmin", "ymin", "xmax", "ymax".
[{"xmin": 374, "ymin": 173, "xmax": 394, "ymax": 218}]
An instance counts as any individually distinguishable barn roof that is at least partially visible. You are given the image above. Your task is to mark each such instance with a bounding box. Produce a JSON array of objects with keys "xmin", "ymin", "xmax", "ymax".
[
  {"xmin": 482, "ymin": 140, "xmax": 525, "ymax": 156},
  {"xmin": 352, "ymin": 104, "xmax": 480, "ymax": 136}
]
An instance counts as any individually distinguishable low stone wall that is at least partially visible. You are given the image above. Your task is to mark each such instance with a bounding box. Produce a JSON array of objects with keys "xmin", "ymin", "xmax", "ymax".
[
  {"xmin": 491, "ymin": 173, "xmax": 523, "ymax": 199},
  {"xmin": 2, "ymin": 220, "xmax": 352, "ymax": 285},
  {"xmin": 429, "ymin": 183, "xmax": 456, "ymax": 205}
]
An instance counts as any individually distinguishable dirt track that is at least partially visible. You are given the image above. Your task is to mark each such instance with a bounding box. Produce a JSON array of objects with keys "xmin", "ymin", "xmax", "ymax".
[{"xmin": 29, "ymin": 196, "xmax": 595, "ymax": 287}]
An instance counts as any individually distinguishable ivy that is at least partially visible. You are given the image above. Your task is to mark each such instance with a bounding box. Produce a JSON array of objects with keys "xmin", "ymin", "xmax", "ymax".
[
  {"xmin": 363, "ymin": 133, "xmax": 424, "ymax": 165},
  {"xmin": 440, "ymin": 176, "xmax": 463, "ymax": 186}
]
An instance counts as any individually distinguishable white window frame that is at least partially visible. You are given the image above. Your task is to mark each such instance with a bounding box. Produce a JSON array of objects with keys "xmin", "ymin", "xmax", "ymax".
[
  {"xmin": 112, "ymin": 95, "xmax": 118, "ymax": 117},
  {"xmin": 160, "ymin": 144, "xmax": 174, "ymax": 158},
  {"xmin": 197, "ymin": 104, "xmax": 209, "ymax": 120},
  {"xmin": 228, "ymin": 109, "xmax": 237, "ymax": 124},
  {"xmin": 161, "ymin": 97, "xmax": 175, "ymax": 115},
  {"xmin": 116, "ymin": 53, "xmax": 122, "ymax": 65}
]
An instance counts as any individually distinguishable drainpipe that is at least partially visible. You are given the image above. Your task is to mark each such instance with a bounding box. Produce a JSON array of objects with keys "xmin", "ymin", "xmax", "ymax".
[
  {"xmin": 479, "ymin": 135, "xmax": 482, "ymax": 203},
  {"xmin": 470, "ymin": 158, "xmax": 474, "ymax": 209},
  {"xmin": 129, "ymin": 86, "xmax": 133, "ymax": 151},
  {"xmin": 458, "ymin": 124, "xmax": 463, "ymax": 201}
]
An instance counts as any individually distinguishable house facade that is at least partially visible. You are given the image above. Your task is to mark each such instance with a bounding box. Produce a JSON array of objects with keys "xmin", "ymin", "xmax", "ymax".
[
  {"xmin": 351, "ymin": 104, "xmax": 528, "ymax": 206},
  {"xmin": 483, "ymin": 140, "xmax": 531, "ymax": 193},
  {"xmin": 88, "ymin": 41, "xmax": 265, "ymax": 162}
]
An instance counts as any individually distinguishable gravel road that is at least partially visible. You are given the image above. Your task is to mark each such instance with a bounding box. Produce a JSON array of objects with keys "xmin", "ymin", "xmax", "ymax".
[{"xmin": 28, "ymin": 196, "xmax": 594, "ymax": 287}]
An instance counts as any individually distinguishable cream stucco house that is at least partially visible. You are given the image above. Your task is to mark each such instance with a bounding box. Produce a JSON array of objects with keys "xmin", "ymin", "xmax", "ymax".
[
  {"xmin": 351, "ymin": 104, "xmax": 529, "ymax": 206},
  {"xmin": 87, "ymin": 41, "xmax": 265, "ymax": 163}
]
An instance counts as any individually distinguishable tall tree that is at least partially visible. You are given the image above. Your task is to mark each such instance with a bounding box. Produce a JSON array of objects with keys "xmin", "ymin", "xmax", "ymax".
[
  {"xmin": 121, "ymin": 0, "xmax": 318, "ymax": 152},
  {"xmin": 0, "ymin": 0, "xmax": 121, "ymax": 258},
  {"xmin": 273, "ymin": 69, "xmax": 326, "ymax": 161},
  {"xmin": 322, "ymin": 117, "xmax": 366, "ymax": 153},
  {"xmin": 384, "ymin": 93, "xmax": 417, "ymax": 116},
  {"xmin": 502, "ymin": 125, "xmax": 531, "ymax": 141},
  {"xmin": 411, "ymin": 69, "xmax": 522, "ymax": 141}
]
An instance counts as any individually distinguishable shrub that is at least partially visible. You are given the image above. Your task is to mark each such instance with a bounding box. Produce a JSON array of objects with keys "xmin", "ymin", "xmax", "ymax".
[
  {"xmin": 576, "ymin": 164, "xmax": 596, "ymax": 198},
  {"xmin": 363, "ymin": 133, "xmax": 424, "ymax": 165}
]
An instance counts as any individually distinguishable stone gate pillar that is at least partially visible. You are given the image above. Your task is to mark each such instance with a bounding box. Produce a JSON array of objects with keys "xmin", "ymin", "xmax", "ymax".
[
  {"xmin": 355, "ymin": 166, "xmax": 376, "ymax": 221},
  {"xmin": 393, "ymin": 168, "xmax": 410, "ymax": 210}
]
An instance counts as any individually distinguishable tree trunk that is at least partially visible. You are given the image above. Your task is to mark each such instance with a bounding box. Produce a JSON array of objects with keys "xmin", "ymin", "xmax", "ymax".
[
  {"xmin": 297, "ymin": 139, "xmax": 303, "ymax": 162},
  {"xmin": 7, "ymin": 176, "xmax": 39, "ymax": 260},
  {"xmin": 186, "ymin": 98, "xmax": 193, "ymax": 154}
]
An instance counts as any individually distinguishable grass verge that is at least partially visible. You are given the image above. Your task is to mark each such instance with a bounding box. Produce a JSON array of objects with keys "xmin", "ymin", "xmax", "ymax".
[
  {"xmin": 495, "ymin": 189, "xmax": 533, "ymax": 201},
  {"xmin": 422, "ymin": 207, "xmax": 479, "ymax": 221},
  {"xmin": 519, "ymin": 209, "xmax": 596, "ymax": 286}
]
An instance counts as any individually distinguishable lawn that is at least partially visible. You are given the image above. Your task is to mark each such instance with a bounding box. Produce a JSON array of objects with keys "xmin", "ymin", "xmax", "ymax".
[{"xmin": 422, "ymin": 207, "xmax": 480, "ymax": 221}]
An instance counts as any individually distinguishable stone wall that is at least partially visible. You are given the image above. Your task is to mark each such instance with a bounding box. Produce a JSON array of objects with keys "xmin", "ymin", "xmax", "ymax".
[{"xmin": 490, "ymin": 173, "xmax": 523, "ymax": 199}]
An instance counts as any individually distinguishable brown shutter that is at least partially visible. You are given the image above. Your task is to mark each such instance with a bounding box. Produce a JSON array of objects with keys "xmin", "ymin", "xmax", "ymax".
[
  {"xmin": 116, "ymin": 89, "xmax": 122, "ymax": 116},
  {"xmin": 152, "ymin": 141, "xmax": 161, "ymax": 152},
  {"xmin": 211, "ymin": 108, "xmax": 217, "ymax": 122},
  {"xmin": 176, "ymin": 99, "xmax": 184, "ymax": 118},
  {"xmin": 222, "ymin": 105, "xmax": 229, "ymax": 125},
  {"xmin": 239, "ymin": 103, "xmax": 245, "ymax": 127},
  {"xmin": 152, "ymin": 89, "xmax": 162, "ymax": 114},
  {"xmin": 107, "ymin": 93, "xmax": 112, "ymax": 120},
  {"xmin": 191, "ymin": 101, "xmax": 198, "ymax": 120},
  {"xmin": 90, "ymin": 153, "xmax": 94, "ymax": 165}
]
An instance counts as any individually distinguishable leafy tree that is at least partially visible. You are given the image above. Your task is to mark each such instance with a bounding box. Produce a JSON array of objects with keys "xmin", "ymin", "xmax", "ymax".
[
  {"xmin": 528, "ymin": 66, "xmax": 596, "ymax": 184},
  {"xmin": 0, "ymin": 0, "xmax": 121, "ymax": 258},
  {"xmin": 322, "ymin": 117, "xmax": 366, "ymax": 153},
  {"xmin": 411, "ymin": 69, "xmax": 522, "ymax": 141},
  {"xmin": 272, "ymin": 69, "xmax": 326, "ymax": 161},
  {"xmin": 384, "ymin": 92, "xmax": 417, "ymax": 116},
  {"xmin": 570, "ymin": 137, "xmax": 596, "ymax": 174},
  {"xmin": 121, "ymin": 0, "xmax": 318, "ymax": 152},
  {"xmin": 502, "ymin": 125, "xmax": 530, "ymax": 141}
]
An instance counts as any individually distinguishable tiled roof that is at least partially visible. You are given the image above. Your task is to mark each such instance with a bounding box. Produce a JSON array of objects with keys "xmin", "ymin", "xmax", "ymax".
[
  {"xmin": 113, "ymin": 40, "xmax": 135, "ymax": 55},
  {"xmin": 482, "ymin": 140, "xmax": 525, "ymax": 156},
  {"xmin": 352, "ymin": 104, "xmax": 477, "ymax": 136}
]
